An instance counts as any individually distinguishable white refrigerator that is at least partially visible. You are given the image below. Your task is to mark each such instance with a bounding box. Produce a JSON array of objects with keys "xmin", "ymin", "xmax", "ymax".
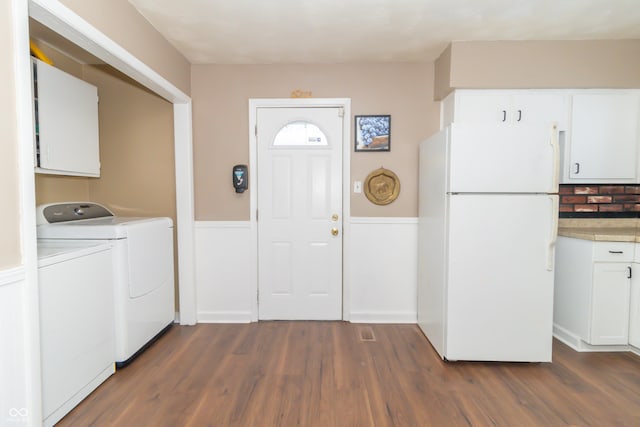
[{"xmin": 418, "ymin": 123, "xmax": 559, "ymax": 362}]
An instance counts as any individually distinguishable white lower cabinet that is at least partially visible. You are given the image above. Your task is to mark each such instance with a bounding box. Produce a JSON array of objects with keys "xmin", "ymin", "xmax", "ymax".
[
  {"xmin": 590, "ymin": 262, "xmax": 631, "ymax": 344},
  {"xmin": 554, "ymin": 237, "xmax": 633, "ymax": 348}
]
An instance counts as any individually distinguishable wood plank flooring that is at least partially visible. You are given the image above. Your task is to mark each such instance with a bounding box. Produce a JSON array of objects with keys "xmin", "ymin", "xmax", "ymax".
[{"xmin": 58, "ymin": 322, "xmax": 640, "ymax": 426}]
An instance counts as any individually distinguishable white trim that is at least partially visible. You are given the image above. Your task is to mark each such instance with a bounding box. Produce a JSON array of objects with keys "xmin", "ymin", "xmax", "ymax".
[
  {"xmin": 197, "ymin": 311, "xmax": 253, "ymax": 323},
  {"xmin": 553, "ymin": 324, "xmax": 630, "ymax": 353},
  {"xmin": 15, "ymin": 0, "xmax": 43, "ymax": 424},
  {"xmin": 195, "ymin": 221, "xmax": 252, "ymax": 229},
  {"xmin": 248, "ymin": 98, "xmax": 352, "ymax": 321},
  {"xmin": 173, "ymin": 103, "xmax": 196, "ymax": 325},
  {"xmin": 350, "ymin": 217, "xmax": 419, "ymax": 225},
  {"xmin": 0, "ymin": 266, "xmax": 26, "ymax": 287},
  {"xmin": 28, "ymin": 0, "xmax": 197, "ymax": 325},
  {"xmin": 350, "ymin": 311, "xmax": 417, "ymax": 324},
  {"xmin": 29, "ymin": 0, "xmax": 189, "ymax": 104}
]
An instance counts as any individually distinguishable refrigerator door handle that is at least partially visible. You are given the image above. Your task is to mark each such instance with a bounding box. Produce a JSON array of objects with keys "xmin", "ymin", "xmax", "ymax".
[
  {"xmin": 547, "ymin": 195, "xmax": 559, "ymax": 271},
  {"xmin": 551, "ymin": 124, "xmax": 560, "ymax": 192}
]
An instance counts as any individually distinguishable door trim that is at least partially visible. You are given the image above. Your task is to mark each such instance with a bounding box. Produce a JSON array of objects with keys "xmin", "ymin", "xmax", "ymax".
[{"xmin": 249, "ymin": 98, "xmax": 352, "ymax": 321}]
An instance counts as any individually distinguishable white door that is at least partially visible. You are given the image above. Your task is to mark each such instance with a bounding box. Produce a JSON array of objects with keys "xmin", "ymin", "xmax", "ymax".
[
  {"xmin": 257, "ymin": 107, "xmax": 343, "ymax": 320},
  {"xmin": 448, "ymin": 123, "xmax": 558, "ymax": 194},
  {"xmin": 589, "ymin": 262, "xmax": 631, "ymax": 345}
]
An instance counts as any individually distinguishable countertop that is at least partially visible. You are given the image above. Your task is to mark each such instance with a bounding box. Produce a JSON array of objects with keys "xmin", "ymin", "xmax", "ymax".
[{"xmin": 558, "ymin": 218, "xmax": 640, "ymax": 242}]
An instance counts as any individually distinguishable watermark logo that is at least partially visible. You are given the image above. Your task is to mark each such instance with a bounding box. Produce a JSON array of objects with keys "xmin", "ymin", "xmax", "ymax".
[{"xmin": 6, "ymin": 408, "xmax": 28, "ymax": 423}]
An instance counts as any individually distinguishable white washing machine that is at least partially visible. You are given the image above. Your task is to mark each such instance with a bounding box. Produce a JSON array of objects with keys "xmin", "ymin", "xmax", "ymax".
[{"xmin": 37, "ymin": 202, "xmax": 175, "ymax": 367}]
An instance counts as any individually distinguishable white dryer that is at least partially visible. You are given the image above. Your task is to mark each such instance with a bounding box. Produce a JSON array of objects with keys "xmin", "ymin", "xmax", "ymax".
[{"xmin": 37, "ymin": 202, "xmax": 175, "ymax": 367}]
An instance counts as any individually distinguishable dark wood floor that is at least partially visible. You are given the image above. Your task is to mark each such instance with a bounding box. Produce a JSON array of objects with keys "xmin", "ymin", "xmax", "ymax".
[{"xmin": 58, "ymin": 322, "xmax": 640, "ymax": 426}]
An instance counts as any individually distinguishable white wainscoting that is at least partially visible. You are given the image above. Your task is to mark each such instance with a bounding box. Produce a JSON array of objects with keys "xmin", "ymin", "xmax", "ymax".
[
  {"xmin": 194, "ymin": 217, "xmax": 418, "ymax": 323},
  {"xmin": 195, "ymin": 222, "xmax": 255, "ymax": 323},
  {"xmin": 348, "ymin": 217, "xmax": 418, "ymax": 323},
  {"xmin": 0, "ymin": 266, "xmax": 29, "ymax": 425}
]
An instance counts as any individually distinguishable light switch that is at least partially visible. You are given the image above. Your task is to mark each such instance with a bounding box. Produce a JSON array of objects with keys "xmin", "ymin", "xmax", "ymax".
[{"xmin": 354, "ymin": 181, "xmax": 362, "ymax": 193}]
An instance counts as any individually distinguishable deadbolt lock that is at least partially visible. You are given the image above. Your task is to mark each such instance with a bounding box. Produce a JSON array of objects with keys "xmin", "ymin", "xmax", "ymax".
[{"xmin": 331, "ymin": 213, "xmax": 339, "ymax": 221}]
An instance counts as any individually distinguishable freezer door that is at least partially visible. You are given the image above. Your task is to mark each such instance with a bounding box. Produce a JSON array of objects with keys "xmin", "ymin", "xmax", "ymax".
[
  {"xmin": 448, "ymin": 123, "xmax": 559, "ymax": 194},
  {"xmin": 445, "ymin": 194, "xmax": 558, "ymax": 362}
]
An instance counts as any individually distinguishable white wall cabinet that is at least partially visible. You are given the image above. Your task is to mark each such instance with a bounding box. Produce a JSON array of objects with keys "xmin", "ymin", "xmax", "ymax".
[
  {"xmin": 565, "ymin": 93, "xmax": 640, "ymax": 183},
  {"xmin": 554, "ymin": 237, "xmax": 633, "ymax": 348},
  {"xmin": 441, "ymin": 90, "xmax": 569, "ymax": 130},
  {"xmin": 32, "ymin": 58, "xmax": 100, "ymax": 177}
]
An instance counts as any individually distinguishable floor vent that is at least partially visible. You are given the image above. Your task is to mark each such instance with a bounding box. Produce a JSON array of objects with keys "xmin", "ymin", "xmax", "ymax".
[{"xmin": 360, "ymin": 327, "xmax": 376, "ymax": 342}]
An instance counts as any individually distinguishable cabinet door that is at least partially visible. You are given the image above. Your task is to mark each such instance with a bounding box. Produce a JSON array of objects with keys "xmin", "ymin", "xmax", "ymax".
[
  {"xmin": 455, "ymin": 92, "xmax": 511, "ymax": 124},
  {"xmin": 630, "ymin": 269, "xmax": 640, "ymax": 348},
  {"xmin": 35, "ymin": 59, "xmax": 100, "ymax": 177},
  {"xmin": 569, "ymin": 93, "xmax": 639, "ymax": 181},
  {"xmin": 590, "ymin": 262, "xmax": 631, "ymax": 345},
  {"xmin": 514, "ymin": 93, "xmax": 569, "ymax": 130}
]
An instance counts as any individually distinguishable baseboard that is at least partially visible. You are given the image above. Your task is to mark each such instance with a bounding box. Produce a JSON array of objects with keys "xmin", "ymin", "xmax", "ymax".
[
  {"xmin": 553, "ymin": 324, "xmax": 583, "ymax": 350},
  {"xmin": 349, "ymin": 311, "xmax": 417, "ymax": 324},
  {"xmin": 197, "ymin": 311, "xmax": 253, "ymax": 323},
  {"xmin": 554, "ymin": 324, "xmax": 631, "ymax": 353}
]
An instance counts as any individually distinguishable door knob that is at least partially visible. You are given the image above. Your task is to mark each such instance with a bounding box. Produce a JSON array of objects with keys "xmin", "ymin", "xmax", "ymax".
[
  {"xmin": 331, "ymin": 228, "xmax": 339, "ymax": 236},
  {"xmin": 331, "ymin": 213, "xmax": 339, "ymax": 221}
]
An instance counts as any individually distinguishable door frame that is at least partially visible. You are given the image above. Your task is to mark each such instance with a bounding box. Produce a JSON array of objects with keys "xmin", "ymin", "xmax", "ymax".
[{"xmin": 249, "ymin": 98, "xmax": 352, "ymax": 321}]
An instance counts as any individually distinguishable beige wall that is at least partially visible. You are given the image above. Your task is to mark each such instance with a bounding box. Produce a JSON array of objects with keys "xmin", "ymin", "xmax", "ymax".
[
  {"xmin": 192, "ymin": 63, "xmax": 439, "ymax": 220},
  {"xmin": 434, "ymin": 44, "xmax": 452, "ymax": 102},
  {"xmin": 435, "ymin": 40, "xmax": 640, "ymax": 99},
  {"xmin": 58, "ymin": 0, "xmax": 191, "ymax": 95},
  {"xmin": 0, "ymin": 0, "xmax": 23, "ymax": 269},
  {"xmin": 82, "ymin": 65, "xmax": 176, "ymax": 219}
]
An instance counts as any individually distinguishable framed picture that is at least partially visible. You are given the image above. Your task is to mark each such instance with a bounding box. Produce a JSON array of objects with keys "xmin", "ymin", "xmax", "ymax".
[{"xmin": 355, "ymin": 115, "xmax": 391, "ymax": 152}]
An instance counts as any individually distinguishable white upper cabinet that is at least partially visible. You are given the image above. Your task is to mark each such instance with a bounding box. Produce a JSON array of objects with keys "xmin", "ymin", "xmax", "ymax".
[
  {"xmin": 565, "ymin": 92, "xmax": 640, "ymax": 183},
  {"xmin": 441, "ymin": 90, "xmax": 569, "ymax": 130},
  {"xmin": 33, "ymin": 58, "xmax": 100, "ymax": 177}
]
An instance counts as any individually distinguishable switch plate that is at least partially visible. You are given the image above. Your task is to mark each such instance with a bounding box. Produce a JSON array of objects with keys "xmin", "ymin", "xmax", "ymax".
[{"xmin": 354, "ymin": 181, "xmax": 362, "ymax": 193}]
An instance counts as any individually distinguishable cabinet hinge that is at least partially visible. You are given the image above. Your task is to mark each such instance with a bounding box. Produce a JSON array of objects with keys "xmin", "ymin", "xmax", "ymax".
[
  {"xmin": 255, "ymin": 124, "xmax": 257, "ymax": 137},
  {"xmin": 256, "ymin": 209, "xmax": 258, "ymax": 221},
  {"xmin": 338, "ymin": 107, "xmax": 344, "ymax": 118}
]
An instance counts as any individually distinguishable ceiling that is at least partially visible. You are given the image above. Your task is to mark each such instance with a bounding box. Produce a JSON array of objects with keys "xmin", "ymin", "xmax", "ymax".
[{"xmin": 128, "ymin": 0, "xmax": 640, "ymax": 64}]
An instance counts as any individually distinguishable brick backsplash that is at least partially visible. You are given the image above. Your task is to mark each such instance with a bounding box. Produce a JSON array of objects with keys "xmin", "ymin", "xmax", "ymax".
[{"xmin": 559, "ymin": 184, "xmax": 640, "ymax": 216}]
